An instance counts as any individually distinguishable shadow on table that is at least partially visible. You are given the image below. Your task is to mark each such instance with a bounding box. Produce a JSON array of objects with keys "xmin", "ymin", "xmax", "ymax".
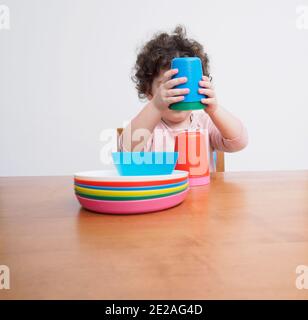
[{"xmin": 74, "ymin": 180, "xmax": 248, "ymax": 250}]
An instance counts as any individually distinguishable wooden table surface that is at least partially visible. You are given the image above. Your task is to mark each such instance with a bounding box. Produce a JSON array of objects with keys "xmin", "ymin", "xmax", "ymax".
[{"xmin": 1, "ymin": 171, "xmax": 308, "ymax": 300}]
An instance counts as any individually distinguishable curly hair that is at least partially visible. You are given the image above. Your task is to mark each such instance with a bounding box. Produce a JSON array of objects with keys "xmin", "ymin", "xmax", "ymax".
[{"xmin": 132, "ymin": 25, "xmax": 210, "ymax": 100}]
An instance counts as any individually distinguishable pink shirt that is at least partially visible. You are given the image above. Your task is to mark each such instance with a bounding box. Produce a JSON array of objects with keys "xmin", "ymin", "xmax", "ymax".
[{"xmin": 119, "ymin": 110, "xmax": 248, "ymax": 172}]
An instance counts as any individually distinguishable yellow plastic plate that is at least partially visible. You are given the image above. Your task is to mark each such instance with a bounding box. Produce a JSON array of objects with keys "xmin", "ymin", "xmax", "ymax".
[{"xmin": 75, "ymin": 182, "xmax": 189, "ymax": 197}]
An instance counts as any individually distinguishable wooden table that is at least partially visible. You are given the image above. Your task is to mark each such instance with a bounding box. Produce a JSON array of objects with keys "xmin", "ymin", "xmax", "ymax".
[{"xmin": 1, "ymin": 171, "xmax": 308, "ymax": 300}]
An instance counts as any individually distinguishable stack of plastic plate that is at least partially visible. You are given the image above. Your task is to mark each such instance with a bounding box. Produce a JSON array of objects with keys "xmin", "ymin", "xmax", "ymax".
[{"xmin": 74, "ymin": 170, "xmax": 189, "ymax": 214}]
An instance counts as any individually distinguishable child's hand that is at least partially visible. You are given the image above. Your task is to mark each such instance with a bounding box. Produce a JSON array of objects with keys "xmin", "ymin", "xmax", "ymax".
[
  {"xmin": 199, "ymin": 76, "xmax": 219, "ymax": 114},
  {"xmin": 152, "ymin": 69, "xmax": 189, "ymax": 111}
]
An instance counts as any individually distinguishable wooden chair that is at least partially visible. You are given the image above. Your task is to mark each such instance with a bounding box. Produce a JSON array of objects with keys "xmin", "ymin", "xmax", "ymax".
[
  {"xmin": 117, "ymin": 128, "xmax": 225, "ymax": 172},
  {"xmin": 215, "ymin": 150, "xmax": 225, "ymax": 172}
]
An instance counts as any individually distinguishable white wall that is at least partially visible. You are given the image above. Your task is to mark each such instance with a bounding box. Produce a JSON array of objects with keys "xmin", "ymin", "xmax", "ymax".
[{"xmin": 1, "ymin": 0, "xmax": 307, "ymax": 176}]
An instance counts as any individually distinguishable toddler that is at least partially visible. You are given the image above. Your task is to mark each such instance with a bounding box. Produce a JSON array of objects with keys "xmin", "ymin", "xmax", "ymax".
[{"xmin": 120, "ymin": 26, "xmax": 248, "ymax": 171}]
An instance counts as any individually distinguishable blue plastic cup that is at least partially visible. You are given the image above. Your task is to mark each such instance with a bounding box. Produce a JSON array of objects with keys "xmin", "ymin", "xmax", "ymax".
[{"xmin": 170, "ymin": 57, "xmax": 206, "ymax": 110}]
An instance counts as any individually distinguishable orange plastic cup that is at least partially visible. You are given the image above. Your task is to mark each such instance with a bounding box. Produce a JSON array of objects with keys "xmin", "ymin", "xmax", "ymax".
[{"xmin": 174, "ymin": 130, "xmax": 210, "ymax": 186}]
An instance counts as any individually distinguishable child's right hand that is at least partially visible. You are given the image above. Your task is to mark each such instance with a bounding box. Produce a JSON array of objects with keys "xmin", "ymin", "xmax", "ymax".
[{"xmin": 151, "ymin": 69, "xmax": 189, "ymax": 111}]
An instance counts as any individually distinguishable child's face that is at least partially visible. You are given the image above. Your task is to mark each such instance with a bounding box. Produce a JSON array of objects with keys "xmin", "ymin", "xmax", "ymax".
[{"xmin": 149, "ymin": 70, "xmax": 191, "ymax": 124}]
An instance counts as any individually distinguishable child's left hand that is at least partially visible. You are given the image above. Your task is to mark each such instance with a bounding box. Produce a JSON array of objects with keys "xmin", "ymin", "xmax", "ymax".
[{"xmin": 199, "ymin": 76, "xmax": 219, "ymax": 114}]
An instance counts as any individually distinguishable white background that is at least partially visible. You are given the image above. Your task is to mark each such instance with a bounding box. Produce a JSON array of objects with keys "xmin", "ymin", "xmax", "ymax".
[{"xmin": 1, "ymin": 0, "xmax": 307, "ymax": 176}]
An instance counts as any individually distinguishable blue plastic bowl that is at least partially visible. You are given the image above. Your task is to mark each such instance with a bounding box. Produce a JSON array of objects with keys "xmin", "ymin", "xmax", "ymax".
[{"xmin": 112, "ymin": 152, "xmax": 179, "ymax": 176}]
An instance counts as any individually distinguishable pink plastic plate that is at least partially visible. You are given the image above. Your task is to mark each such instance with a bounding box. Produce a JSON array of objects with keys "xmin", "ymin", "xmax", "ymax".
[{"xmin": 77, "ymin": 189, "xmax": 189, "ymax": 214}]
